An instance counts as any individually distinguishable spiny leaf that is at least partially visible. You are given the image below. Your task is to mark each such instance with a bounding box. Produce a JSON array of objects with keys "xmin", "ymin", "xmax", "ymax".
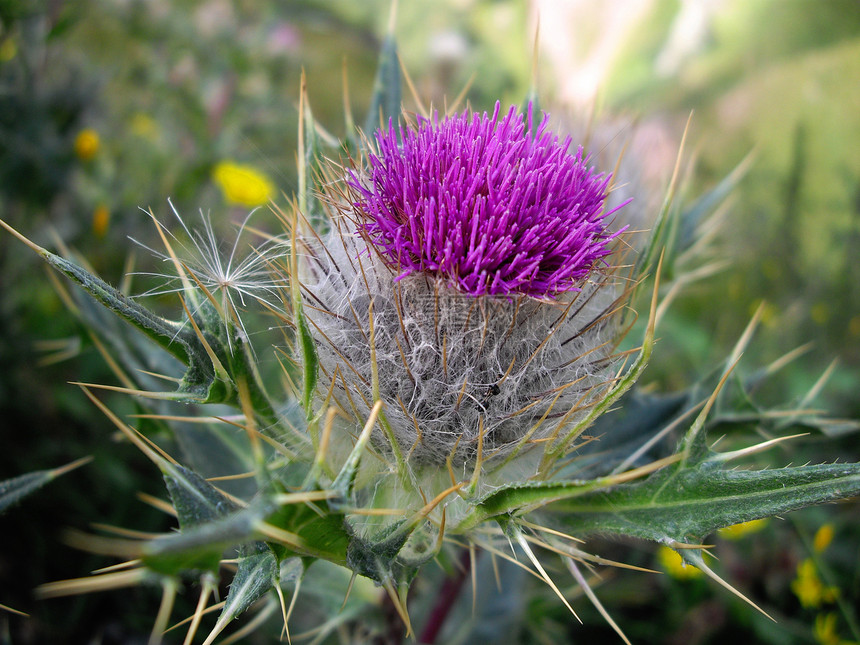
[
  {"xmin": 266, "ymin": 504, "xmax": 351, "ymax": 566},
  {"xmin": 289, "ymin": 182, "xmax": 319, "ymax": 419},
  {"xmin": 163, "ymin": 463, "xmax": 241, "ymax": 529},
  {"xmin": 363, "ymin": 28, "xmax": 401, "ymax": 136},
  {"xmin": 46, "ymin": 246, "xmax": 197, "ymax": 368},
  {"xmin": 295, "ymin": 306, "xmax": 318, "ymax": 418},
  {"xmin": 0, "ymin": 221, "xmax": 220, "ymax": 401},
  {"xmin": 298, "ymin": 74, "xmax": 328, "ymax": 235},
  {"xmin": 3, "ymin": 220, "xmax": 283, "ymax": 429},
  {"xmin": 547, "ymin": 460, "xmax": 860, "ymax": 543},
  {"xmin": 632, "ymin": 114, "xmax": 691, "ymax": 282},
  {"xmin": 0, "ymin": 457, "xmax": 91, "ymax": 514},
  {"xmin": 459, "ymin": 455, "xmax": 678, "ymax": 530},
  {"xmin": 676, "ymin": 152, "xmax": 753, "ymax": 253},
  {"xmin": 205, "ymin": 547, "xmax": 278, "ymax": 645},
  {"xmin": 143, "ymin": 505, "xmax": 269, "ymax": 576},
  {"xmin": 330, "ymin": 400, "xmax": 382, "ymax": 501},
  {"xmin": 346, "ymin": 519, "xmax": 426, "ymax": 586}
]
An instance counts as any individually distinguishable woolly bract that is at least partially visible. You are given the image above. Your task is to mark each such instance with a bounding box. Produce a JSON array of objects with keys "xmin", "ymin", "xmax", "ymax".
[{"xmin": 301, "ymin": 224, "xmax": 625, "ymax": 468}]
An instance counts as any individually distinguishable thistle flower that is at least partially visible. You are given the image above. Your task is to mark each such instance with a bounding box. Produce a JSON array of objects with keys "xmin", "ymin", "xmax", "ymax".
[
  {"xmin": 303, "ymin": 103, "xmax": 629, "ymax": 467},
  {"xmin": 352, "ymin": 102, "xmax": 625, "ymax": 298}
]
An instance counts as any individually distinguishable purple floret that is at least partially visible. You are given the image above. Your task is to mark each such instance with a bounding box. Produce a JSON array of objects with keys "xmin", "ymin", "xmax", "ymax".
[{"xmin": 351, "ymin": 102, "xmax": 626, "ymax": 298}]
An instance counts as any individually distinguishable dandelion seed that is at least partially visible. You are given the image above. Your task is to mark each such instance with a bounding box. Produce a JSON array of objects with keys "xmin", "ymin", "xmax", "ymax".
[{"xmin": 132, "ymin": 199, "xmax": 288, "ymax": 350}]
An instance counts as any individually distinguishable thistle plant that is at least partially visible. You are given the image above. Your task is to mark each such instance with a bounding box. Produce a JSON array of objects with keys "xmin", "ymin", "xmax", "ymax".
[{"xmin": 2, "ymin": 19, "xmax": 860, "ymax": 645}]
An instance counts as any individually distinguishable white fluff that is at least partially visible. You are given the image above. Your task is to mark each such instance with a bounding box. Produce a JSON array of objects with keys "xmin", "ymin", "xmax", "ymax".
[{"xmin": 300, "ymin": 215, "xmax": 624, "ymax": 468}]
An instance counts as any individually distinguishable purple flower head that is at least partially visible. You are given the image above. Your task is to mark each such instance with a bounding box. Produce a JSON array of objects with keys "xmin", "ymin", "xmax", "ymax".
[{"xmin": 351, "ymin": 102, "xmax": 626, "ymax": 298}]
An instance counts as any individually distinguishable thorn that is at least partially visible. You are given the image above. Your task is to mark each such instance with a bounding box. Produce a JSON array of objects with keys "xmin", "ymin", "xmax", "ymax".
[
  {"xmin": 684, "ymin": 549, "xmax": 775, "ymax": 621},
  {"xmin": 469, "ymin": 543, "xmax": 478, "ymax": 616},
  {"xmin": 136, "ymin": 492, "xmax": 178, "ymax": 516},
  {"xmin": 217, "ymin": 602, "xmax": 278, "ymax": 645},
  {"xmin": 611, "ymin": 400, "xmax": 704, "ymax": 475},
  {"xmin": 78, "ymin": 386, "xmax": 172, "ymax": 466},
  {"xmin": 382, "ymin": 577, "xmax": 412, "ymax": 636},
  {"xmin": 519, "ymin": 519, "xmax": 585, "ymax": 545},
  {"xmin": 342, "ymin": 573, "xmax": 358, "ymax": 611},
  {"xmin": 36, "ymin": 569, "xmax": 146, "ymax": 598},
  {"xmin": 386, "ymin": 0, "xmax": 398, "ymax": 35},
  {"xmin": 49, "ymin": 455, "xmax": 94, "ymax": 479},
  {"xmin": 468, "ymin": 417, "xmax": 486, "ymax": 494},
  {"xmin": 513, "ymin": 528, "xmax": 581, "ymax": 623},
  {"xmin": 0, "ymin": 603, "xmax": 29, "ymax": 617},
  {"xmin": 713, "ymin": 433, "xmax": 809, "ymax": 463},
  {"xmin": 183, "ymin": 575, "xmax": 216, "ymax": 645},
  {"xmin": 565, "ymin": 557, "xmax": 631, "ymax": 645},
  {"xmin": 681, "ymin": 354, "xmax": 742, "ymax": 462},
  {"xmin": 149, "ymin": 578, "xmax": 178, "ymax": 645},
  {"xmin": 0, "ymin": 217, "xmax": 49, "ymax": 255},
  {"xmin": 273, "ymin": 582, "xmax": 290, "ymax": 644}
]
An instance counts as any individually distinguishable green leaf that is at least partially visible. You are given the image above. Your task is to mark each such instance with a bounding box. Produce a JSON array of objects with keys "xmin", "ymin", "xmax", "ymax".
[
  {"xmin": 0, "ymin": 457, "xmax": 91, "ymax": 514},
  {"xmin": 297, "ymin": 90, "xmax": 328, "ymax": 235},
  {"xmin": 296, "ymin": 305, "xmax": 318, "ymax": 418},
  {"xmin": 29, "ymin": 240, "xmax": 226, "ymax": 403},
  {"xmin": 45, "ymin": 251, "xmax": 196, "ymax": 367},
  {"xmin": 346, "ymin": 519, "xmax": 425, "ymax": 585},
  {"xmin": 547, "ymin": 460, "xmax": 860, "ymax": 543},
  {"xmin": 143, "ymin": 505, "xmax": 269, "ymax": 576},
  {"xmin": 210, "ymin": 547, "xmax": 278, "ymax": 638},
  {"xmin": 146, "ymin": 465, "xmax": 257, "ymax": 576},
  {"xmin": 363, "ymin": 32, "xmax": 401, "ymax": 136},
  {"xmin": 163, "ymin": 463, "xmax": 240, "ymax": 529},
  {"xmin": 2, "ymin": 222, "xmax": 283, "ymax": 430},
  {"xmin": 265, "ymin": 494, "xmax": 350, "ymax": 566},
  {"xmin": 458, "ymin": 477, "xmax": 612, "ymax": 531},
  {"xmin": 677, "ymin": 153, "xmax": 753, "ymax": 253}
]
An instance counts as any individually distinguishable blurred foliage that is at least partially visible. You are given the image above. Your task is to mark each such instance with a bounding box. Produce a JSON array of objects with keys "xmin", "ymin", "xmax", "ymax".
[
  {"xmin": 0, "ymin": 1, "xmax": 857, "ymax": 644},
  {"xmin": 602, "ymin": 0, "xmax": 860, "ymax": 418}
]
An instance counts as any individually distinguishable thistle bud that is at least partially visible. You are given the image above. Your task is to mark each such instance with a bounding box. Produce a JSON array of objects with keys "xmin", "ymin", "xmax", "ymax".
[{"xmin": 302, "ymin": 103, "xmax": 629, "ymax": 470}]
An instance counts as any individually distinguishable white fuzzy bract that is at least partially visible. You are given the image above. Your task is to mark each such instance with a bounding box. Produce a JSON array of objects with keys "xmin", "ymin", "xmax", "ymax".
[{"xmin": 300, "ymin": 215, "xmax": 625, "ymax": 469}]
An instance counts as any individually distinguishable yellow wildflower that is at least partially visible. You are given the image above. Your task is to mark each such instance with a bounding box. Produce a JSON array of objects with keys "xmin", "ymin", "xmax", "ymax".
[
  {"xmin": 74, "ymin": 129, "xmax": 100, "ymax": 162},
  {"xmin": 814, "ymin": 612, "xmax": 858, "ymax": 645},
  {"xmin": 0, "ymin": 37, "xmax": 17, "ymax": 62},
  {"xmin": 719, "ymin": 518, "xmax": 768, "ymax": 540},
  {"xmin": 792, "ymin": 559, "xmax": 839, "ymax": 609},
  {"xmin": 92, "ymin": 205, "xmax": 110, "ymax": 238},
  {"xmin": 657, "ymin": 545, "xmax": 702, "ymax": 581},
  {"xmin": 212, "ymin": 161, "xmax": 274, "ymax": 207},
  {"xmin": 814, "ymin": 524, "xmax": 835, "ymax": 553},
  {"xmin": 130, "ymin": 113, "xmax": 160, "ymax": 140}
]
